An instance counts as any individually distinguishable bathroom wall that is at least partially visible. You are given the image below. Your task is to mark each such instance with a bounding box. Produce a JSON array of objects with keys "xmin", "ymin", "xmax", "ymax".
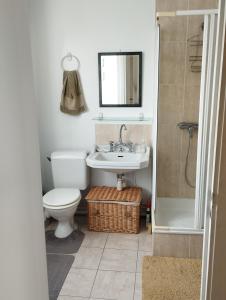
[
  {"xmin": 156, "ymin": 0, "xmax": 218, "ymax": 199},
  {"xmin": 30, "ymin": 0, "xmax": 156, "ymax": 197},
  {"xmin": 0, "ymin": 0, "xmax": 48, "ymax": 299}
]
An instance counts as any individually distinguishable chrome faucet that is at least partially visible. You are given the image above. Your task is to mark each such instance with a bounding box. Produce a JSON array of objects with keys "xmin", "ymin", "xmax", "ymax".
[
  {"xmin": 108, "ymin": 124, "xmax": 134, "ymax": 152},
  {"xmin": 119, "ymin": 124, "xmax": 127, "ymax": 144}
]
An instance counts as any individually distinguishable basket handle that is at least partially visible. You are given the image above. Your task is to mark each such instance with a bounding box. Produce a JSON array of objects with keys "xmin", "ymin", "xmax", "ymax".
[{"xmin": 93, "ymin": 209, "xmax": 100, "ymax": 216}]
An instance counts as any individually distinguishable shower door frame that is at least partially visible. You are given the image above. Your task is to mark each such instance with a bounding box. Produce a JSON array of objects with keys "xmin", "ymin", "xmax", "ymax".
[
  {"xmin": 153, "ymin": 9, "xmax": 219, "ymax": 233},
  {"xmin": 194, "ymin": 11, "xmax": 218, "ymax": 230}
]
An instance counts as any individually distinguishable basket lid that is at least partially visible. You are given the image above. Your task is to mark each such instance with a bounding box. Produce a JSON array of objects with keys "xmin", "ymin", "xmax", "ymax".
[{"xmin": 85, "ymin": 186, "xmax": 142, "ymax": 203}]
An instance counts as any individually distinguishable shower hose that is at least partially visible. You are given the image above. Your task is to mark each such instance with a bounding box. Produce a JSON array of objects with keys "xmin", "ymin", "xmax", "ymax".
[{"xmin": 185, "ymin": 131, "xmax": 196, "ymax": 189}]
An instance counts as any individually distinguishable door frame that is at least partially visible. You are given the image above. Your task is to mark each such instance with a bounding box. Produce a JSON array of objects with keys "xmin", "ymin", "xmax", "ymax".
[
  {"xmin": 201, "ymin": 0, "xmax": 226, "ymax": 298},
  {"xmin": 194, "ymin": 12, "xmax": 218, "ymax": 230}
]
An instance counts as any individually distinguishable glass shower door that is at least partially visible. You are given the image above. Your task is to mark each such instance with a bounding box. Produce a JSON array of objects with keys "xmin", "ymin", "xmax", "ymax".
[
  {"xmin": 154, "ymin": 10, "xmax": 218, "ymax": 231},
  {"xmin": 155, "ymin": 14, "xmax": 203, "ymax": 229}
]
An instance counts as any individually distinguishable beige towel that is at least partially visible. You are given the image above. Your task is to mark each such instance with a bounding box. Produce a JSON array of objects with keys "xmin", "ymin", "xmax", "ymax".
[{"xmin": 60, "ymin": 70, "xmax": 87, "ymax": 115}]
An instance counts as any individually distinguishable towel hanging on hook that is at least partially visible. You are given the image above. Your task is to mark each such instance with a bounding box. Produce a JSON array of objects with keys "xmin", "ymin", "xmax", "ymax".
[
  {"xmin": 60, "ymin": 52, "xmax": 87, "ymax": 115},
  {"xmin": 61, "ymin": 52, "xmax": 80, "ymax": 71}
]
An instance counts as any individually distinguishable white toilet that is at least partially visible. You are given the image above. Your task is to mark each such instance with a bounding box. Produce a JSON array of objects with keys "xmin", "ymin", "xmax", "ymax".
[{"xmin": 43, "ymin": 151, "xmax": 89, "ymax": 238}]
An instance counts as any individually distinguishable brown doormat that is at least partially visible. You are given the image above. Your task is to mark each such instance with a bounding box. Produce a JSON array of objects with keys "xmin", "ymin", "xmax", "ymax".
[{"xmin": 143, "ymin": 256, "xmax": 202, "ymax": 300}]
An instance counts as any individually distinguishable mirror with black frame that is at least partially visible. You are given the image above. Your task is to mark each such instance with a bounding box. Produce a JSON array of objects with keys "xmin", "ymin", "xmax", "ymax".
[{"xmin": 98, "ymin": 52, "xmax": 142, "ymax": 107}]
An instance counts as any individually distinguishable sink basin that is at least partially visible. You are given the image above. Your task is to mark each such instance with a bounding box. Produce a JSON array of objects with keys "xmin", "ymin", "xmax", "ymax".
[{"xmin": 86, "ymin": 147, "xmax": 150, "ymax": 174}]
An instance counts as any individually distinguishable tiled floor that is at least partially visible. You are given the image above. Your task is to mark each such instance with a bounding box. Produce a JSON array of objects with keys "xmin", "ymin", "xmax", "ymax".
[{"xmin": 47, "ymin": 216, "xmax": 153, "ymax": 300}]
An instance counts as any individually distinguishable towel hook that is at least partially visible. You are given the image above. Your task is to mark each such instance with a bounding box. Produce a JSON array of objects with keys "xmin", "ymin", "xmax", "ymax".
[{"xmin": 61, "ymin": 52, "xmax": 80, "ymax": 71}]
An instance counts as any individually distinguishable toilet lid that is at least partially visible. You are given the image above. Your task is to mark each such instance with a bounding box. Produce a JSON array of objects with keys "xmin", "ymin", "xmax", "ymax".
[{"xmin": 43, "ymin": 188, "xmax": 81, "ymax": 207}]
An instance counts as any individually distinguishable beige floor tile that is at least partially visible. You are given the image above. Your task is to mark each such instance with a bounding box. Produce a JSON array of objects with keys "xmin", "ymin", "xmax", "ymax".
[
  {"xmin": 138, "ymin": 234, "xmax": 153, "ymax": 251},
  {"xmin": 81, "ymin": 231, "xmax": 108, "ymax": 248},
  {"xmin": 134, "ymin": 273, "xmax": 142, "ymax": 300},
  {"xmin": 60, "ymin": 268, "xmax": 97, "ymax": 298},
  {"xmin": 189, "ymin": 234, "xmax": 203, "ymax": 259},
  {"xmin": 91, "ymin": 270, "xmax": 136, "ymax": 300},
  {"xmin": 153, "ymin": 233, "xmax": 190, "ymax": 258},
  {"xmin": 72, "ymin": 247, "xmax": 103, "ymax": 269},
  {"xmin": 99, "ymin": 248, "xmax": 137, "ymax": 272},
  {"xmin": 136, "ymin": 251, "xmax": 152, "ymax": 273},
  {"xmin": 105, "ymin": 233, "xmax": 138, "ymax": 250},
  {"xmin": 108, "ymin": 232, "xmax": 139, "ymax": 239}
]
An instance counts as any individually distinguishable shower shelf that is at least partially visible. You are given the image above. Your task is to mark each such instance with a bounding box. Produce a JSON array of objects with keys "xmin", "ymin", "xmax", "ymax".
[
  {"xmin": 189, "ymin": 56, "xmax": 202, "ymax": 62},
  {"xmin": 187, "ymin": 23, "xmax": 203, "ymax": 73}
]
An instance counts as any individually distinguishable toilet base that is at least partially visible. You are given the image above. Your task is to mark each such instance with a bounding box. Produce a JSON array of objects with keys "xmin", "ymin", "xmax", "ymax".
[
  {"xmin": 54, "ymin": 219, "xmax": 78, "ymax": 238},
  {"xmin": 55, "ymin": 220, "xmax": 73, "ymax": 238}
]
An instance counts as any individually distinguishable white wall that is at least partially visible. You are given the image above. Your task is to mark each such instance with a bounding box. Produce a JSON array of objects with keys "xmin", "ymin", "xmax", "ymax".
[
  {"xmin": 0, "ymin": 1, "xmax": 49, "ymax": 299},
  {"xmin": 30, "ymin": 0, "xmax": 156, "ymax": 195}
]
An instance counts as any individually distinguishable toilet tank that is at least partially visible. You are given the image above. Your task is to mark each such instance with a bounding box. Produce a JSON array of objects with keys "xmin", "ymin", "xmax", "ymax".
[{"xmin": 51, "ymin": 151, "xmax": 89, "ymax": 190}]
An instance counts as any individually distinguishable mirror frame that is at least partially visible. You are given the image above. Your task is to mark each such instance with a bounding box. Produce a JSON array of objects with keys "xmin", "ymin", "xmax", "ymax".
[{"xmin": 98, "ymin": 51, "xmax": 143, "ymax": 107}]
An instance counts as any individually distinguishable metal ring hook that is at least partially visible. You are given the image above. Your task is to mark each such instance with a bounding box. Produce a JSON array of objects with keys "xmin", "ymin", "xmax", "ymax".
[{"xmin": 61, "ymin": 52, "xmax": 80, "ymax": 71}]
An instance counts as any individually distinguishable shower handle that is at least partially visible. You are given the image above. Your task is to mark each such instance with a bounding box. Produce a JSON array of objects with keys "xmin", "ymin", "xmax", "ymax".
[
  {"xmin": 177, "ymin": 122, "xmax": 198, "ymax": 137},
  {"xmin": 177, "ymin": 122, "xmax": 198, "ymax": 130}
]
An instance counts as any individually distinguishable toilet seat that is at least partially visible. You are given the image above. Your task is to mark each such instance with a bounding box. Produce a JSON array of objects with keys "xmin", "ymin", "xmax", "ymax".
[{"xmin": 43, "ymin": 188, "xmax": 81, "ymax": 209}]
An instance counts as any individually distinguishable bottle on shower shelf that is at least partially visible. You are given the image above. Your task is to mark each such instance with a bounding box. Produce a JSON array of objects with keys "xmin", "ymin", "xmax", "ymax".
[{"xmin": 146, "ymin": 200, "xmax": 151, "ymax": 224}]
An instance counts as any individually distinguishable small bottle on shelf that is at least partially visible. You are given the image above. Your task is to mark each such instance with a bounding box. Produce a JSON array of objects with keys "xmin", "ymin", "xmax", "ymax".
[
  {"xmin": 146, "ymin": 199, "xmax": 152, "ymax": 233},
  {"xmin": 117, "ymin": 178, "xmax": 123, "ymax": 191}
]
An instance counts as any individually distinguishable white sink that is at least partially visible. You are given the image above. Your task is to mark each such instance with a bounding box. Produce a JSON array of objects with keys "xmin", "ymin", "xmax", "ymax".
[{"xmin": 86, "ymin": 147, "xmax": 150, "ymax": 174}]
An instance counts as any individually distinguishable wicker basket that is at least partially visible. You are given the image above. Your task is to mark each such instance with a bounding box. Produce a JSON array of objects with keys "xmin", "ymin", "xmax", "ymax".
[{"xmin": 85, "ymin": 186, "xmax": 142, "ymax": 234}]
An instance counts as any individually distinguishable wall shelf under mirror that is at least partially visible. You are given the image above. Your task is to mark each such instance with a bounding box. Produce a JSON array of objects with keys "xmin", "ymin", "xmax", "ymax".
[{"xmin": 93, "ymin": 116, "xmax": 152, "ymax": 124}]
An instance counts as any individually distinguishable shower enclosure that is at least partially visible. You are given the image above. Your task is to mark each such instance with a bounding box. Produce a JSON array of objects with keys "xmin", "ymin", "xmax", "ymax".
[{"xmin": 152, "ymin": 9, "xmax": 219, "ymax": 233}]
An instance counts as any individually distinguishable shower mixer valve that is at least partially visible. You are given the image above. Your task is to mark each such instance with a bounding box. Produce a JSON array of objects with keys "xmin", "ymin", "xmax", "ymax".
[{"xmin": 177, "ymin": 122, "xmax": 198, "ymax": 137}]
